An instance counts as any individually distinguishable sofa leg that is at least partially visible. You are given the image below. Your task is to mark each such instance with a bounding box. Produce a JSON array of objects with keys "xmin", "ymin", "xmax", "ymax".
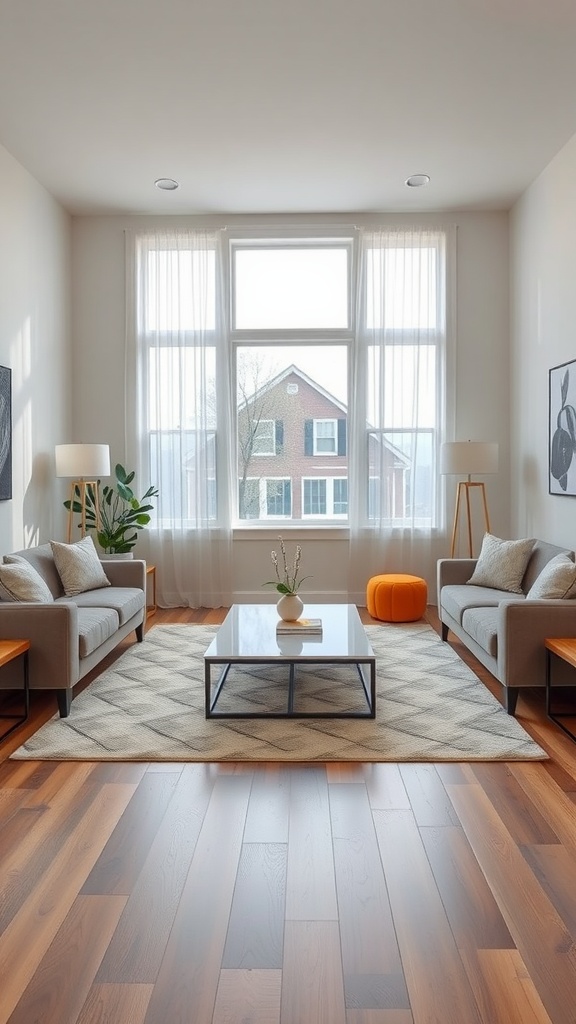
[
  {"xmin": 56, "ymin": 689, "xmax": 72, "ymax": 718},
  {"xmin": 441, "ymin": 622, "xmax": 449, "ymax": 642},
  {"xmin": 136, "ymin": 623, "xmax": 144, "ymax": 642},
  {"xmin": 504, "ymin": 687, "xmax": 519, "ymax": 716}
]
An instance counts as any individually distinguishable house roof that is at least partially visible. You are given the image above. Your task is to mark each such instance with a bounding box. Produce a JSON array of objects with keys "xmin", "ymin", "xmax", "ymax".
[{"xmin": 241, "ymin": 364, "xmax": 348, "ymax": 416}]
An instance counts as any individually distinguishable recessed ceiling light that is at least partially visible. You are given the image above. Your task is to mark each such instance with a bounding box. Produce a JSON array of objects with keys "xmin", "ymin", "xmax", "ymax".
[
  {"xmin": 405, "ymin": 174, "xmax": 430, "ymax": 188},
  {"xmin": 154, "ymin": 178, "xmax": 179, "ymax": 191}
]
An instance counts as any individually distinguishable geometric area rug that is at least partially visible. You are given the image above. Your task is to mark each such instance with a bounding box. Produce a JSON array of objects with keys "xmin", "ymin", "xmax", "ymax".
[{"xmin": 10, "ymin": 622, "xmax": 547, "ymax": 762}]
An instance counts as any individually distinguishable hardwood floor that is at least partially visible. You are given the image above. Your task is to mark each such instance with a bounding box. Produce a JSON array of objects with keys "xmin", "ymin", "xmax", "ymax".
[{"xmin": 1, "ymin": 606, "xmax": 576, "ymax": 1023}]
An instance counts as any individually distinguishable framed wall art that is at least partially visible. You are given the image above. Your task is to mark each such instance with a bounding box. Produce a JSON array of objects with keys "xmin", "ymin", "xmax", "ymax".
[
  {"xmin": 0, "ymin": 365, "xmax": 11, "ymax": 501},
  {"xmin": 549, "ymin": 358, "xmax": 576, "ymax": 495}
]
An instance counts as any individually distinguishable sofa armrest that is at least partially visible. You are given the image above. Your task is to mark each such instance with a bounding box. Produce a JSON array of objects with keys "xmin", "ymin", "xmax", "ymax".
[
  {"xmin": 100, "ymin": 559, "xmax": 146, "ymax": 590},
  {"xmin": 437, "ymin": 558, "xmax": 478, "ymax": 594},
  {"xmin": 0, "ymin": 601, "xmax": 80, "ymax": 689},
  {"xmin": 498, "ymin": 599, "xmax": 576, "ymax": 689}
]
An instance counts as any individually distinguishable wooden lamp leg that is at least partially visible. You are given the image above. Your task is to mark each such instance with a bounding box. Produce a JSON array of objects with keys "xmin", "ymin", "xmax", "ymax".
[{"xmin": 449, "ymin": 480, "xmax": 491, "ymax": 558}]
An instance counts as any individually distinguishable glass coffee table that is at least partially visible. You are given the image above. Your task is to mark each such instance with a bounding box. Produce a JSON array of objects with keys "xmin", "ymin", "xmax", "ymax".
[{"xmin": 204, "ymin": 603, "xmax": 376, "ymax": 719}]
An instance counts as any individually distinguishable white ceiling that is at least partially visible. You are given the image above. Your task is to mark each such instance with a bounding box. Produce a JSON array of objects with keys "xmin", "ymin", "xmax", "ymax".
[{"xmin": 1, "ymin": 0, "xmax": 576, "ymax": 216}]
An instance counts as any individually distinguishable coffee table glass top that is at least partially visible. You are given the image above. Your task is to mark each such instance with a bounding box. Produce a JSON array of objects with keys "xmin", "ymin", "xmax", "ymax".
[{"xmin": 204, "ymin": 603, "xmax": 373, "ymax": 661}]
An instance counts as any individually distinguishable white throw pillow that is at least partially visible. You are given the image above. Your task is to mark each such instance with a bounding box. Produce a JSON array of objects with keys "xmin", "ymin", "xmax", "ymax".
[
  {"xmin": 466, "ymin": 533, "xmax": 535, "ymax": 594},
  {"xmin": 51, "ymin": 535, "xmax": 111, "ymax": 597},
  {"xmin": 0, "ymin": 560, "xmax": 54, "ymax": 603},
  {"xmin": 526, "ymin": 553, "xmax": 576, "ymax": 600}
]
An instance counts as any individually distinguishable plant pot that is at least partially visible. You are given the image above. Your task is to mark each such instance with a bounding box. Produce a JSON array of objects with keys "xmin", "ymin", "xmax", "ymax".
[
  {"xmin": 277, "ymin": 593, "xmax": 304, "ymax": 621},
  {"xmin": 99, "ymin": 552, "xmax": 134, "ymax": 560}
]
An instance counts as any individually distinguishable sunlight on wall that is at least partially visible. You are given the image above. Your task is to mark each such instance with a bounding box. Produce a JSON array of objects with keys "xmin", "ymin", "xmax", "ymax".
[{"xmin": 9, "ymin": 314, "xmax": 37, "ymax": 547}]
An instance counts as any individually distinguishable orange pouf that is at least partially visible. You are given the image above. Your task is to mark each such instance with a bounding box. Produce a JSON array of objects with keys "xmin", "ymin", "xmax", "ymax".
[{"xmin": 366, "ymin": 573, "xmax": 428, "ymax": 622}]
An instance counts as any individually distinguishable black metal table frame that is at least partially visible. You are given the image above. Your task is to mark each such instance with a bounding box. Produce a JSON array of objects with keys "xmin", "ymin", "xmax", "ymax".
[
  {"xmin": 0, "ymin": 648, "xmax": 30, "ymax": 742},
  {"xmin": 545, "ymin": 647, "xmax": 576, "ymax": 744},
  {"xmin": 205, "ymin": 655, "xmax": 376, "ymax": 720}
]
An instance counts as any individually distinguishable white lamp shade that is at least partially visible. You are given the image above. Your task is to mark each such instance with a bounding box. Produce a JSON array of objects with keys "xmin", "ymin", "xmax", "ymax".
[
  {"xmin": 440, "ymin": 441, "xmax": 499, "ymax": 476},
  {"xmin": 55, "ymin": 443, "xmax": 111, "ymax": 479}
]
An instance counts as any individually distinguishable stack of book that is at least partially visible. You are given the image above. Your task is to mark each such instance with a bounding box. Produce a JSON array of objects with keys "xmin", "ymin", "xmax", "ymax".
[{"xmin": 276, "ymin": 617, "xmax": 323, "ymax": 636}]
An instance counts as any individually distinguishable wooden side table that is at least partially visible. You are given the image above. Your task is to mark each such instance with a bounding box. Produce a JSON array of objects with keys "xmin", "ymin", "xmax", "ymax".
[
  {"xmin": 544, "ymin": 638, "xmax": 576, "ymax": 743},
  {"xmin": 0, "ymin": 639, "xmax": 30, "ymax": 741},
  {"xmin": 146, "ymin": 564, "xmax": 157, "ymax": 620}
]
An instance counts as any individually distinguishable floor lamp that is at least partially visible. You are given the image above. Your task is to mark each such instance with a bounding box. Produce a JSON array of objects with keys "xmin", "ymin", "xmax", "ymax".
[
  {"xmin": 55, "ymin": 443, "xmax": 111, "ymax": 543},
  {"xmin": 441, "ymin": 441, "xmax": 499, "ymax": 557}
]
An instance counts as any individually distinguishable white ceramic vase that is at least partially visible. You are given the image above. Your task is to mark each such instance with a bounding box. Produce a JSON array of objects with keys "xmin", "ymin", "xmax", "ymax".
[{"xmin": 277, "ymin": 593, "xmax": 304, "ymax": 621}]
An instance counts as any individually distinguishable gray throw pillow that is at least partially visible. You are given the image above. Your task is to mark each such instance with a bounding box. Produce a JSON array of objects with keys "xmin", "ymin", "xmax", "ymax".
[
  {"xmin": 51, "ymin": 535, "xmax": 111, "ymax": 597},
  {"xmin": 0, "ymin": 559, "xmax": 54, "ymax": 602},
  {"xmin": 466, "ymin": 533, "xmax": 535, "ymax": 594},
  {"xmin": 526, "ymin": 553, "xmax": 576, "ymax": 600}
]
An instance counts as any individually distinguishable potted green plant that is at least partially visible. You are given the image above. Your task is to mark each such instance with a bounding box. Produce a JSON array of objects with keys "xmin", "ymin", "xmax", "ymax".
[{"xmin": 64, "ymin": 463, "xmax": 159, "ymax": 555}]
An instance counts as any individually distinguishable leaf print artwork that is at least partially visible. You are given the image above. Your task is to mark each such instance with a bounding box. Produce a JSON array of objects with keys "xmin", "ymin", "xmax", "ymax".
[{"xmin": 550, "ymin": 363, "xmax": 576, "ymax": 494}]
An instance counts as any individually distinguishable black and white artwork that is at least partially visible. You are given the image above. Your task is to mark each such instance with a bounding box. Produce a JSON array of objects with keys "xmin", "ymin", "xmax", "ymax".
[
  {"xmin": 0, "ymin": 366, "xmax": 11, "ymax": 501},
  {"xmin": 549, "ymin": 358, "xmax": 576, "ymax": 495}
]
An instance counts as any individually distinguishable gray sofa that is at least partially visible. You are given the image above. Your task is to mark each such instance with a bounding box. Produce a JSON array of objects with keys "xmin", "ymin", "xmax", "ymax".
[
  {"xmin": 0, "ymin": 543, "xmax": 146, "ymax": 717},
  {"xmin": 437, "ymin": 540, "xmax": 576, "ymax": 715}
]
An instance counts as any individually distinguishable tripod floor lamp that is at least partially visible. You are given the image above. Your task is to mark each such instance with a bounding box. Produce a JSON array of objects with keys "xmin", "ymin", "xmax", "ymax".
[
  {"xmin": 55, "ymin": 443, "xmax": 110, "ymax": 542},
  {"xmin": 441, "ymin": 441, "xmax": 499, "ymax": 557}
]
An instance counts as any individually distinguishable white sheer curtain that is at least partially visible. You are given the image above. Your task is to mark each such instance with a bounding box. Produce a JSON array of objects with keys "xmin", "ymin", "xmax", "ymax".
[
  {"xmin": 348, "ymin": 225, "xmax": 452, "ymax": 599},
  {"xmin": 125, "ymin": 227, "xmax": 233, "ymax": 608}
]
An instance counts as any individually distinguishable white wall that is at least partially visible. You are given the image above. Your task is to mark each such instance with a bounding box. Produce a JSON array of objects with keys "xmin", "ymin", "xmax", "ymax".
[
  {"xmin": 71, "ymin": 211, "xmax": 510, "ymax": 603},
  {"xmin": 510, "ymin": 131, "xmax": 576, "ymax": 548},
  {"xmin": 0, "ymin": 143, "xmax": 71, "ymax": 553}
]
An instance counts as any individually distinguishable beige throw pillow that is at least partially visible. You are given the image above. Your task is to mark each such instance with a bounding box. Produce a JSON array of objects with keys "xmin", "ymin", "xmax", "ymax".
[
  {"xmin": 526, "ymin": 553, "xmax": 576, "ymax": 600},
  {"xmin": 0, "ymin": 559, "xmax": 54, "ymax": 602},
  {"xmin": 51, "ymin": 535, "xmax": 111, "ymax": 597},
  {"xmin": 466, "ymin": 533, "xmax": 535, "ymax": 594}
]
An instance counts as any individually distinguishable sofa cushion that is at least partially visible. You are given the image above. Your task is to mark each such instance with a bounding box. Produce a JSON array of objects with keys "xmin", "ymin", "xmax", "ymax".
[
  {"xmin": 76, "ymin": 606, "xmax": 120, "ymax": 658},
  {"xmin": 6, "ymin": 543, "xmax": 64, "ymax": 598},
  {"xmin": 66, "ymin": 586, "xmax": 144, "ymax": 626},
  {"xmin": 0, "ymin": 558, "xmax": 54, "ymax": 603},
  {"xmin": 521, "ymin": 540, "xmax": 574, "ymax": 594},
  {"xmin": 441, "ymin": 584, "xmax": 519, "ymax": 625},
  {"xmin": 467, "ymin": 533, "xmax": 535, "ymax": 594},
  {"xmin": 461, "ymin": 607, "xmax": 499, "ymax": 658},
  {"xmin": 51, "ymin": 535, "xmax": 111, "ymax": 597},
  {"xmin": 526, "ymin": 553, "xmax": 576, "ymax": 600}
]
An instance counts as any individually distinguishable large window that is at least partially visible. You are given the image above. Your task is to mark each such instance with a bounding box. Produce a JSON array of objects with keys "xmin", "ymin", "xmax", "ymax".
[
  {"xmin": 135, "ymin": 228, "xmax": 446, "ymax": 531},
  {"xmin": 233, "ymin": 239, "xmax": 352, "ymax": 524}
]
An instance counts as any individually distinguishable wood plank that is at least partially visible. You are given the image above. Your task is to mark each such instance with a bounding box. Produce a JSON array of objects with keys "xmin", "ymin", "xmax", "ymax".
[
  {"xmin": 420, "ymin": 825, "xmax": 515, "ymax": 951},
  {"xmin": 346, "ymin": 1012, "xmax": 414, "ymax": 1024},
  {"xmin": 475, "ymin": 949, "xmax": 554, "ymax": 1024},
  {"xmin": 6, "ymin": 895, "xmax": 126, "ymax": 1024},
  {"xmin": 398, "ymin": 764, "xmax": 460, "ymax": 827},
  {"xmin": 77, "ymin": 983, "xmax": 153, "ymax": 1024},
  {"xmin": 446, "ymin": 779, "xmax": 576, "ymax": 1024},
  {"xmin": 522, "ymin": 844, "xmax": 576, "ymax": 938},
  {"xmin": 89, "ymin": 762, "xmax": 149, "ymax": 783},
  {"xmin": 81, "ymin": 771, "xmax": 181, "ymax": 894},
  {"xmin": 142, "ymin": 774, "xmax": 252, "ymax": 1024},
  {"xmin": 0, "ymin": 759, "xmax": 57, "ymax": 789},
  {"xmin": 373, "ymin": 809, "xmax": 484, "ymax": 1024},
  {"xmin": 470, "ymin": 764, "xmax": 559, "ymax": 845},
  {"xmin": 221, "ymin": 843, "xmax": 286, "ymax": 968},
  {"xmin": 285, "ymin": 766, "xmax": 338, "ymax": 921},
  {"xmin": 243, "ymin": 764, "xmax": 290, "ymax": 842},
  {"xmin": 326, "ymin": 763, "xmax": 366, "ymax": 783},
  {"xmin": 364, "ymin": 764, "xmax": 410, "ymax": 810},
  {"xmin": 0, "ymin": 765, "xmax": 107, "ymax": 934},
  {"xmin": 329, "ymin": 783, "xmax": 406, "ymax": 980},
  {"xmin": 96, "ymin": 763, "xmax": 214, "ymax": 983},
  {"xmin": 509, "ymin": 762, "xmax": 576, "ymax": 860},
  {"xmin": 212, "ymin": 969, "xmax": 282, "ymax": 1024},
  {"xmin": 281, "ymin": 920, "xmax": 346, "ymax": 1024},
  {"xmin": 0, "ymin": 782, "xmax": 136, "ymax": 1022},
  {"xmin": 22, "ymin": 761, "xmax": 98, "ymax": 809}
]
